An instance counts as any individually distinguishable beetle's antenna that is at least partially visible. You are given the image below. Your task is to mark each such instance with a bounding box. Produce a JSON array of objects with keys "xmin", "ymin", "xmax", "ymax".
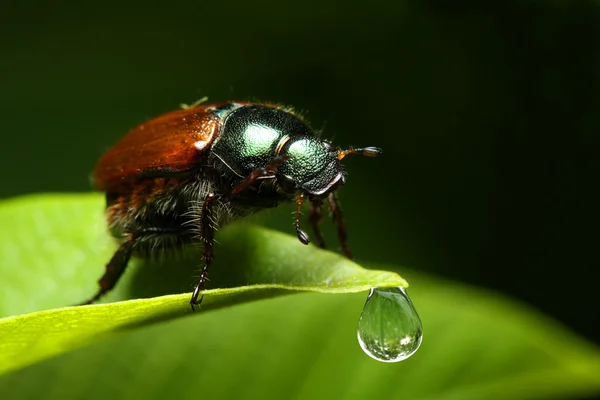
[{"xmin": 338, "ymin": 147, "xmax": 382, "ymax": 160}]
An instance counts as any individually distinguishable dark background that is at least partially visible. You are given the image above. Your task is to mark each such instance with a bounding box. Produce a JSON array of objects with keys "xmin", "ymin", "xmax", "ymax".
[{"xmin": 1, "ymin": 0, "xmax": 598, "ymax": 359}]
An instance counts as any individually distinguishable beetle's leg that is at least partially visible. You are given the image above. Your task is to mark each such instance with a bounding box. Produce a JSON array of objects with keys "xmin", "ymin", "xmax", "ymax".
[
  {"xmin": 231, "ymin": 156, "xmax": 288, "ymax": 197},
  {"xmin": 327, "ymin": 191, "xmax": 353, "ymax": 259},
  {"xmin": 79, "ymin": 227, "xmax": 176, "ymax": 305},
  {"xmin": 190, "ymin": 193, "xmax": 217, "ymax": 311},
  {"xmin": 308, "ymin": 199, "xmax": 326, "ymax": 249},
  {"xmin": 295, "ymin": 193, "xmax": 310, "ymax": 245},
  {"xmin": 79, "ymin": 236, "xmax": 134, "ymax": 305}
]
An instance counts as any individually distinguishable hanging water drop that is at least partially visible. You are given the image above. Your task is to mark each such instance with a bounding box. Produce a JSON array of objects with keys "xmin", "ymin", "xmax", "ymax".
[{"xmin": 357, "ymin": 286, "xmax": 423, "ymax": 362}]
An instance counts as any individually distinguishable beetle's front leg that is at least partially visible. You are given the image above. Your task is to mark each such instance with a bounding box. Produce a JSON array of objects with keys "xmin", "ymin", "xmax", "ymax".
[
  {"xmin": 231, "ymin": 156, "xmax": 288, "ymax": 197},
  {"xmin": 294, "ymin": 193, "xmax": 310, "ymax": 245}
]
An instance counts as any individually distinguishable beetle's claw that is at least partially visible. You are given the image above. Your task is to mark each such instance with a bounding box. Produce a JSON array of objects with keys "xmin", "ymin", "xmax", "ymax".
[{"xmin": 296, "ymin": 227, "xmax": 310, "ymax": 245}]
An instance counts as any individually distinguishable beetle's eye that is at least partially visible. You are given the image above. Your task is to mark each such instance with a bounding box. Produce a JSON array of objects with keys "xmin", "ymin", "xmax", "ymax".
[{"xmin": 277, "ymin": 174, "xmax": 296, "ymax": 192}]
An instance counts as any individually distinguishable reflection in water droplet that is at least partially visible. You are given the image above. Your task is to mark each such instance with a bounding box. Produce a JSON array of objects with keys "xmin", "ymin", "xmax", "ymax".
[{"xmin": 357, "ymin": 286, "xmax": 423, "ymax": 362}]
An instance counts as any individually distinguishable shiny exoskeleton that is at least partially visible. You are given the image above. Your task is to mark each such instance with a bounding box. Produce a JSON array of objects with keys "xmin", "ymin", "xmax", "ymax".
[{"xmin": 84, "ymin": 101, "xmax": 381, "ymax": 310}]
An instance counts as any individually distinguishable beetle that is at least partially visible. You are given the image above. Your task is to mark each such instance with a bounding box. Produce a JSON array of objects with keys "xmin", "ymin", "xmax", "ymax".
[{"xmin": 82, "ymin": 100, "xmax": 381, "ymax": 310}]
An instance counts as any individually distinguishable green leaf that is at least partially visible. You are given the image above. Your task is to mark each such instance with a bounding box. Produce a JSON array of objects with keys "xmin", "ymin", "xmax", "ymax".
[
  {"xmin": 1, "ymin": 272, "xmax": 600, "ymax": 400},
  {"xmin": 0, "ymin": 193, "xmax": 406, "ymax": 376},
  {"xmin": 2, "ymin": 194, "xmax": 600, "ymax": 400}
]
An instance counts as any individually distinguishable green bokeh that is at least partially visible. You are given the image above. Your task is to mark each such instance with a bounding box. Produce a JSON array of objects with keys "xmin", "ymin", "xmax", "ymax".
[{"xmin": 4, "ymin": 0, "xmax": 597, "ymax": 327}]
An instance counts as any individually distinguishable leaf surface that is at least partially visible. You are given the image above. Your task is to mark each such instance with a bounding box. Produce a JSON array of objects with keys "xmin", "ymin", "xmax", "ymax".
[{"xmin": 0, "ymin": 194, "xmax": 406, "ymax": 375}]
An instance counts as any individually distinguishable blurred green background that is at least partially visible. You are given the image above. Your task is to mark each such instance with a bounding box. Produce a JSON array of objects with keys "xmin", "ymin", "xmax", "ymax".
[{"xmin": 1, "ymin": 0, "xmax": 599, "ymax": 398}]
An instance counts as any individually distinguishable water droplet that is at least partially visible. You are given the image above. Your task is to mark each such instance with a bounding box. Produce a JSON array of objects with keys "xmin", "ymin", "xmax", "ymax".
[{"xmin": 357, "ymin": 286, "xmax": 423, "ymax": 362}]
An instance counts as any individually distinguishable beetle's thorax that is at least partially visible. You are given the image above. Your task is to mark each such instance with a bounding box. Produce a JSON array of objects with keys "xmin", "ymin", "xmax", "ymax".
[
  {"xmin": 211, "ymin": 104, "xmax": 344, "ymax": 197},
  {"xmin": 210, "ymin": 104, "xmax": 309, "ymax": 177}
]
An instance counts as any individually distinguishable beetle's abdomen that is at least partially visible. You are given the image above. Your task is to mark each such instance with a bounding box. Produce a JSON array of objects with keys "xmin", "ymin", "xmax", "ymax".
[
  {"xmin": 106, "ymin": 178, "xmax": 181, "ymax": 228},
  {"xmin": 104, "ymin": 177, "xmax": 200, "ymax": 255},
  {"xmin": 103, "ymin": 175, "xmax": 240, "ymax": 257}
]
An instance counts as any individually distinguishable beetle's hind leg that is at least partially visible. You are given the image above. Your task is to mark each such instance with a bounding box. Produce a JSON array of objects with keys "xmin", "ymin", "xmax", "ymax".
[
  {"xmin": 78, "ymin": 235, "xmax": 135, "ymax": 305},
  {"xmin": 190, "ymin": 193, "xmax": 217, "ymax": 311},
  {"xmin": 79, "ymin": 227, "xmax": 182, "ymax": 306}
]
